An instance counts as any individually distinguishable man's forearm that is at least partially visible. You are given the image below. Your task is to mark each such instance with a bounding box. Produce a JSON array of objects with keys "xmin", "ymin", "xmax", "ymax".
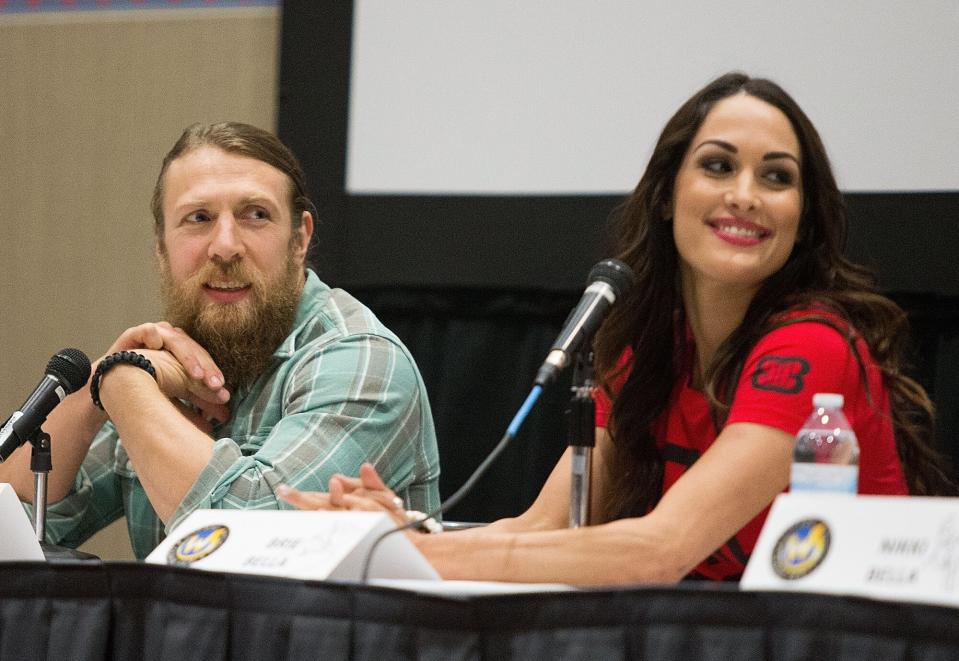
[{"xmin": 98, "ymin": 365, "xmax": 215, "ymax": 523}]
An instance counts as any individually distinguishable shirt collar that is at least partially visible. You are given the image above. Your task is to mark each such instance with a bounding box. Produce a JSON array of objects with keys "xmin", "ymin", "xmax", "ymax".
[{"xmin": 272, "ymin": 268, "xmax": 329, "ymax": 360}]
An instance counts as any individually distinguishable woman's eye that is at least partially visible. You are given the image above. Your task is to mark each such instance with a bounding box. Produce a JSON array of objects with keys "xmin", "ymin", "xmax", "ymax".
[
  {"xmin": 700, "ymin": 157, "xmax": 732, "ymax": 175},
  {"xmin": 763, "ymin": 169, "xmax": 795, "ymax": 185}
]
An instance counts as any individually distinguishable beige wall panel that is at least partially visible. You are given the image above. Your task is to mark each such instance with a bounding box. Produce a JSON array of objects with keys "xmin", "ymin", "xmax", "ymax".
[{"xmin": 0, "ymin": 9, "xmax": 280, "ymax": 560}]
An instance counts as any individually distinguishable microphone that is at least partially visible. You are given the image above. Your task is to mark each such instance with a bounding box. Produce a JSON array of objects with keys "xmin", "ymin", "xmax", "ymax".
[
  {"xmin": 0, "ymin": 348, "xmax": 91, "ymax": 462},
  {"xmin": 534, "ymin": 259, "xmax": 635, "ymax": 387}
]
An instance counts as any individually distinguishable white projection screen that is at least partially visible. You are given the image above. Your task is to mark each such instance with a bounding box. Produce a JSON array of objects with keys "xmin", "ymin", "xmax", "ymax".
[
  {"xmin": 346, "ymin": 0, "xmax": 959, "ymax": 195},
  {"xmin": 279, "ymin": 1, "xmax": 959, "ymax": 291}
]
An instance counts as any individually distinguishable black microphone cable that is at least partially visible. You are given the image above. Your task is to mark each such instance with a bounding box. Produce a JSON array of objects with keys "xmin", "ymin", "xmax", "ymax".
[{"xmin": 359, "ymin": 384, "xmax": 543, "ymax": 583}]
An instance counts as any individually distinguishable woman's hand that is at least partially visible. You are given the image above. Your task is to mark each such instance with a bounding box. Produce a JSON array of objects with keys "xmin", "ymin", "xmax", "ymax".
[{"xmin": 277, "ymin": 463, "xmax": 409, "ymax": 526}]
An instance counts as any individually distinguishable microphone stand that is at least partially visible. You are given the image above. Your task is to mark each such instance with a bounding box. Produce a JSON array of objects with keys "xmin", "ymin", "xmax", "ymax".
[
  {"xmin": 24, "ymin": 428, "xmax": 98, "ymax": 562},
  {"xmin": 567, "ymin": 350, "xmax": 595, "ymax": 528},
  {"xmin": 28, "ymin": 429, "xmax": 52, "ymax": 542}
]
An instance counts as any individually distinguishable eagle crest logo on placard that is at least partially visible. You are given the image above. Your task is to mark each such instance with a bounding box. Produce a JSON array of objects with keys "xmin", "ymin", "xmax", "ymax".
[
  {"xmin": 168, "ymin": 525, "xmax": 230, "ymax": 566},
  {"xmin": 772, "ymin": 518, "xmax": 831, "ymax": 579}
]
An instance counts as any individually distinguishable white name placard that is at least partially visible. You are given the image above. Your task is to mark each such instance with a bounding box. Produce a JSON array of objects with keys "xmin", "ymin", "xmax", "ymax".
[
  {"xmin": 741, "ymin": 493, "xmax": 959, "ymax": 608},
  {"xmin": 0, "ymin": 483, "xmax": 45, "ymax": 561},
  {"xmin": 146, "ymin": 509, "xmax": 439, "ymax": 582}
]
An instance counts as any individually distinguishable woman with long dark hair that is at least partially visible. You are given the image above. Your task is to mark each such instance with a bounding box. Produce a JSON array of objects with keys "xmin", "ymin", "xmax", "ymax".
[{"xmin": 281, "ymin": 72, "xmax": 955, "ymax": 584}]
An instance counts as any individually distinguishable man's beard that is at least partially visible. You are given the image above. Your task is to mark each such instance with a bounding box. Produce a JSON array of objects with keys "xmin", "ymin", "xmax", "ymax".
[{"xmin": 159, "ymin": 257, "xmax": 302, "ymax": 391}]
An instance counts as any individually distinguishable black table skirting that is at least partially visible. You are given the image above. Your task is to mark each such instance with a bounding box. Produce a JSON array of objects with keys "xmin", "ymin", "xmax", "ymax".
[{"xmin": 1, "ymin": 562, "xmax": 958, "ymax": 660}]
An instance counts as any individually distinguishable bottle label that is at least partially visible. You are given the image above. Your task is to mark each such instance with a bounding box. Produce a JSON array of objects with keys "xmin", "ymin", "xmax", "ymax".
[{"xmin": 790, "ymin": 463, "xmax": 858, "ymax": 494}]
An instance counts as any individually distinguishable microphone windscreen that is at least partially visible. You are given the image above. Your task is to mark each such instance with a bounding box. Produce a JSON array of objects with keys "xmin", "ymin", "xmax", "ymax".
[
  {"xmin": 46, "ymin": 348, "xmax": 92, "ymax": 393},
  {"xmin": 587, "ymin": 259, "xmax": 635, "ymax": 298}
]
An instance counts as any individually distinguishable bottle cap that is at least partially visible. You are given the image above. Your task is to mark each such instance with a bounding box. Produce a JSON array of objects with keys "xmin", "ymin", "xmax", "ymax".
[{"xmin": 812, "ymin": 392, "xmax": 844, "ymax": 409}]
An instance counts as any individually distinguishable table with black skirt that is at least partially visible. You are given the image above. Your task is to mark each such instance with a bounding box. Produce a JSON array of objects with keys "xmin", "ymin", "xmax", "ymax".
[{"xmin": 1, "ymin": 561, "xmax": 957, "ymax": 660}]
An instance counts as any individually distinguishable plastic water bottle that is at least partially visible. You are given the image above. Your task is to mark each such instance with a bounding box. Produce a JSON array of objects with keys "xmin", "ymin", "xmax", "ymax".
[{"xmin": 790, "ymin": 393, "xmax": 860, "ymax": 493}]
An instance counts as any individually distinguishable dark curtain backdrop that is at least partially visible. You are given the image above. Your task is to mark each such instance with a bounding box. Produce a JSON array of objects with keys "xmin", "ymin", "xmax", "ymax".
[{"xmin": 278, "ymin": 2, "xmax": 959, "ymax": 523}]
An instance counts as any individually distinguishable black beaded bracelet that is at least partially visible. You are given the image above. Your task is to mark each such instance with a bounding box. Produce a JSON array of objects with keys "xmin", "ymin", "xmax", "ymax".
[{"xmin": 90, "ymin": 351, "xmax": 157, "ymax": 410}]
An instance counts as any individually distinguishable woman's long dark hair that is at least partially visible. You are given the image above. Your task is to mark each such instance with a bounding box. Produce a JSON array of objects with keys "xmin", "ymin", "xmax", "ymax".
[{"xmin": 595, "ymin": 73, "xmax": 955, "ymax": 521}]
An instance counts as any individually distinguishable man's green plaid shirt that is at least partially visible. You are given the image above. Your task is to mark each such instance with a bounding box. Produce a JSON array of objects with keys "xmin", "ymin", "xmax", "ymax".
[{"xmin": 37, "ymin": 270, "xmax": 440, "ymax": 558}]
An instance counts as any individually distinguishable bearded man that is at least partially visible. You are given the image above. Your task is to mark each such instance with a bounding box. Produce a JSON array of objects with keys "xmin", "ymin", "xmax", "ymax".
[{"xmin": 0, "ymin": 123, "xmax": 440, "ymax": 558}]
